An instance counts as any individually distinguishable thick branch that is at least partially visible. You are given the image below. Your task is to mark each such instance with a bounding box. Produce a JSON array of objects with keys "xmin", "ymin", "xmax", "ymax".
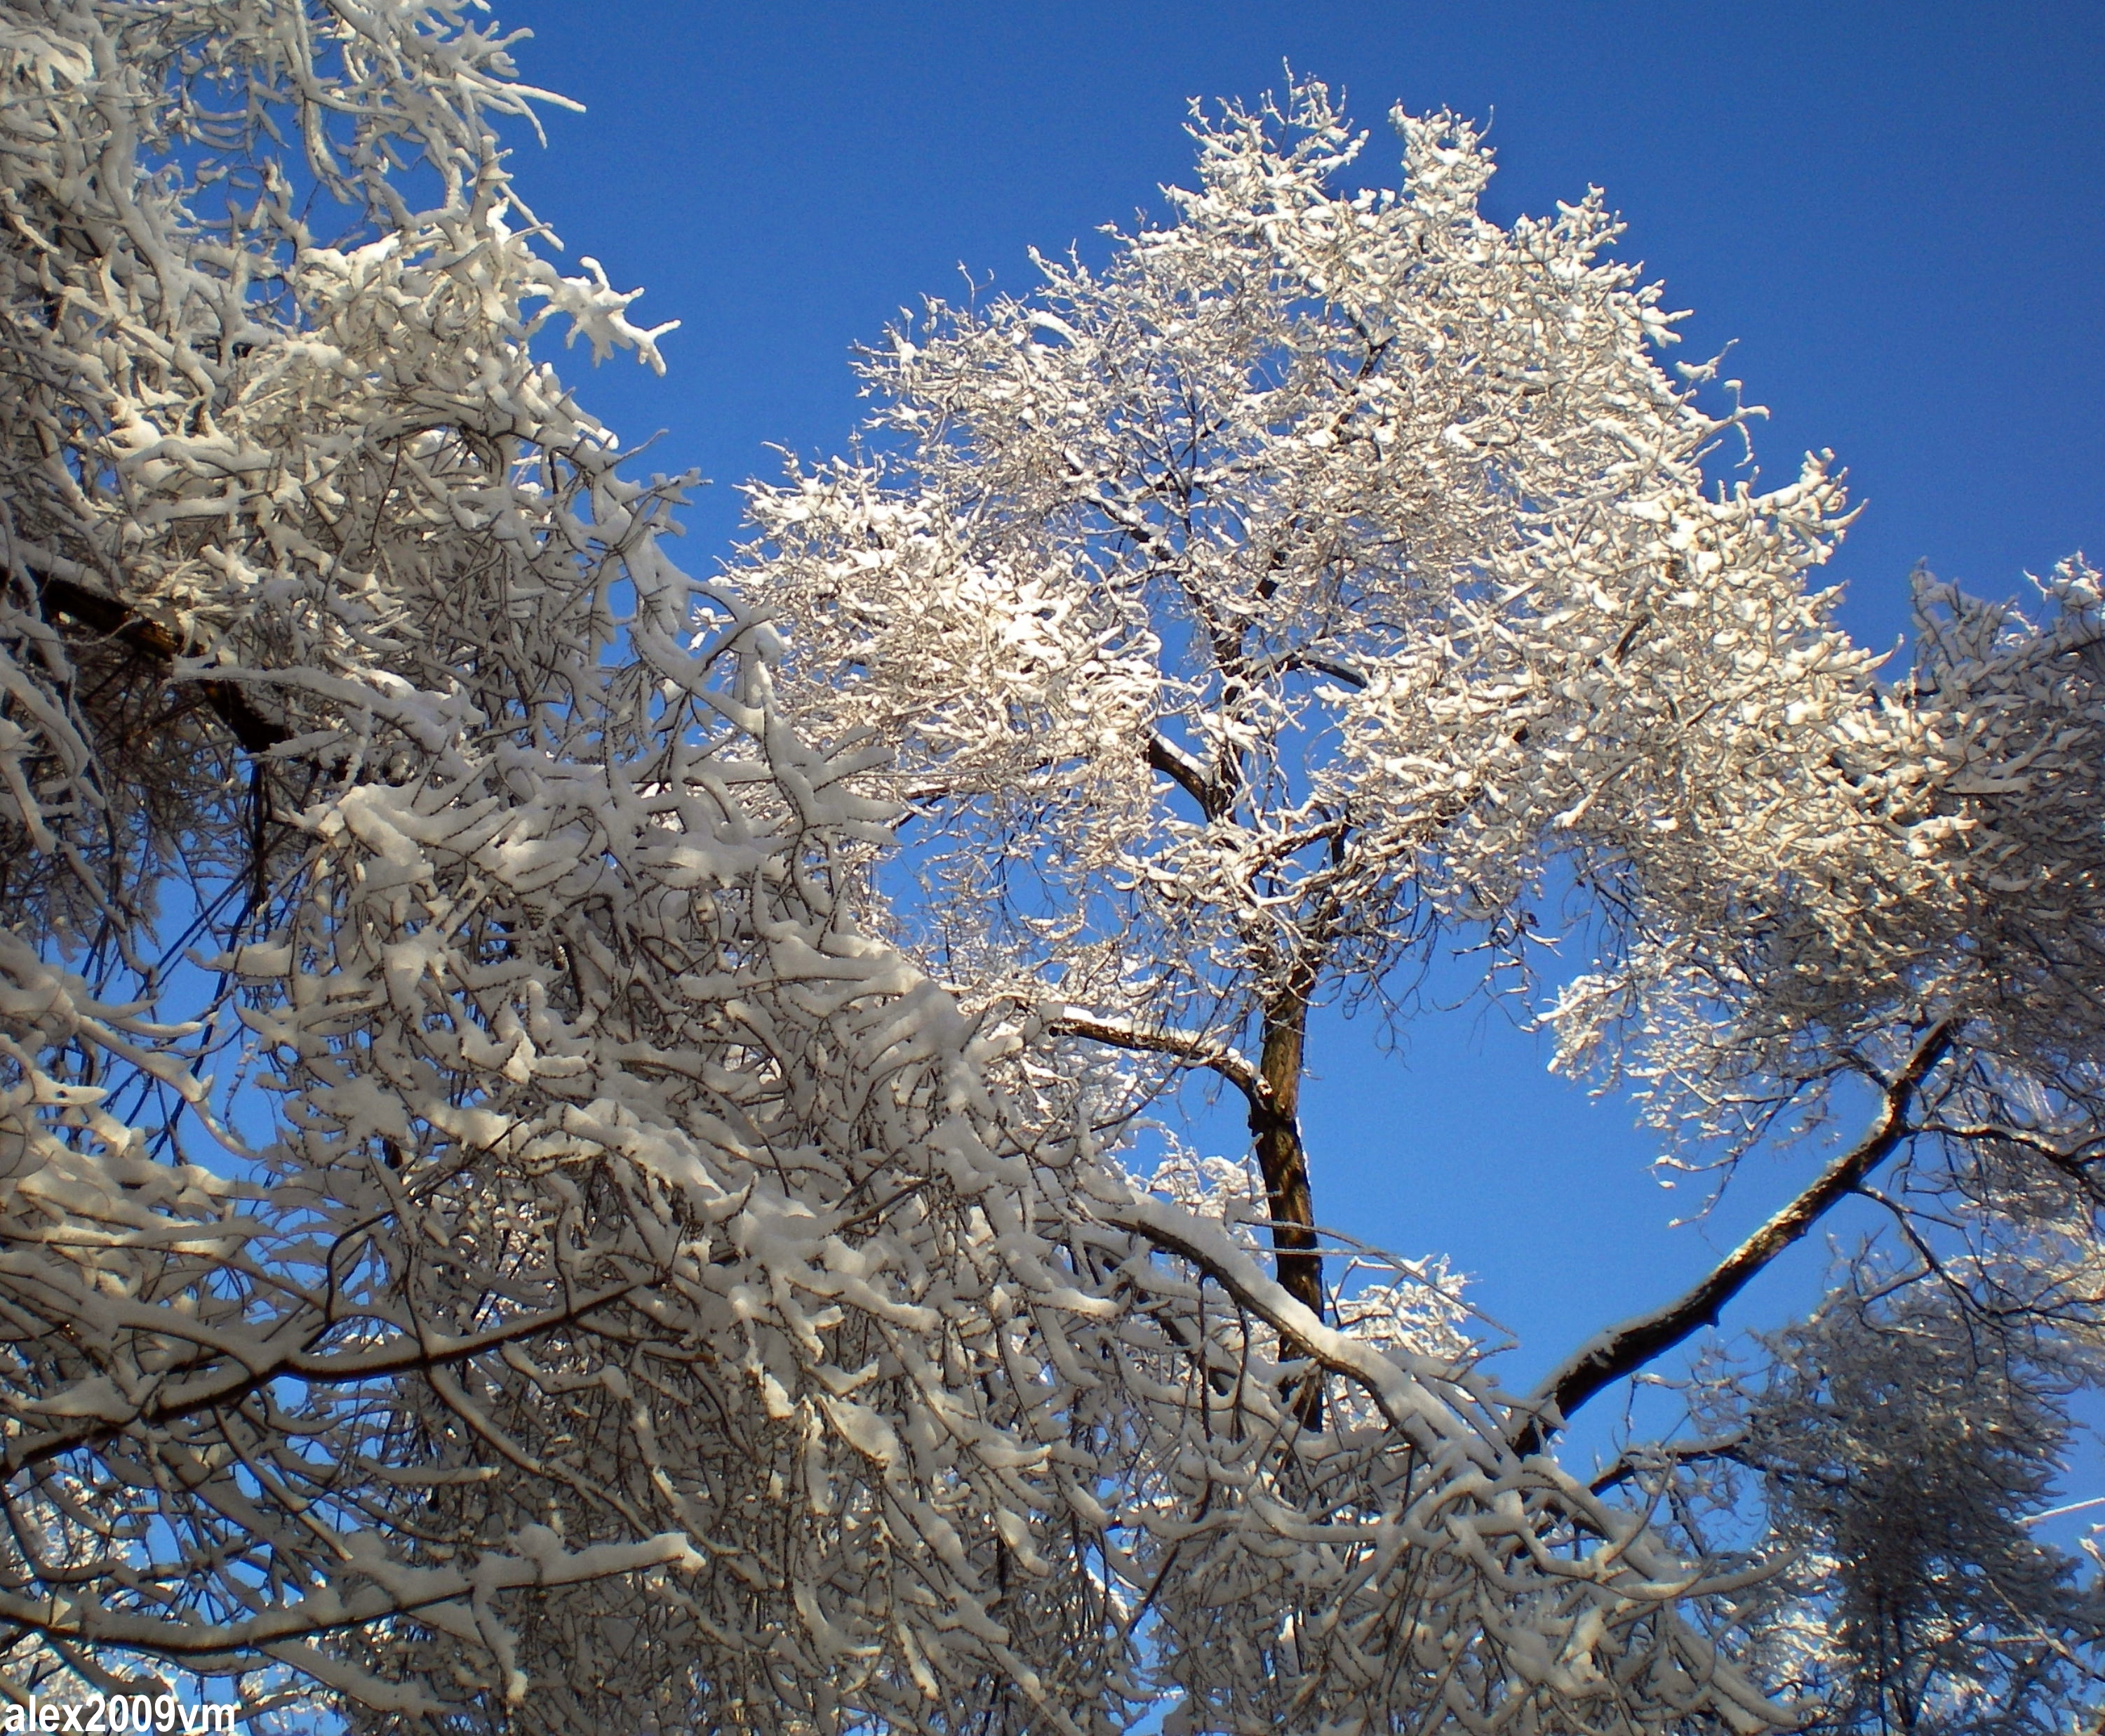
[
  {"xmin": 1513, "ymin": 1020, "xmax": 1958, "ymax": 1456},
  {"xmin": 1146, "ymin": 730, "xmax": 1220, "ymax": 817},
  {"xmin": 1048, "ymin": 1008, "xmax": 1264, "ymax": 1109},
  {"xmin": 1059, "ymin": 987, "xmax": 1328, "ymax": 1417},
  {"xmin": 1249, "ymin": 648, "xmax": 1369, "ymax": 690},
  {"xmin": 33, "ymin": 570, "xmax": 287, "ymax": 754},
  {"xmin": 1250, "ymin": 987, "xmax": 1324, "ymax": 1328},
  {"xmin": 1055, "ymin": 991, "xmax": 1325, "ymax": 1417}
]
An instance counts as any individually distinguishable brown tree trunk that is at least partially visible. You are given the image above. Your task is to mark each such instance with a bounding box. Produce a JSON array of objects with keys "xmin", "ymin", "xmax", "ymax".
[
  {"xmin": 1249, "ymin": 989, "xmax": 1323, "ymax": 1323},
  {"xmin": 1248, "ymin": 984, "xmax": 1327, "ymax": 1428}
]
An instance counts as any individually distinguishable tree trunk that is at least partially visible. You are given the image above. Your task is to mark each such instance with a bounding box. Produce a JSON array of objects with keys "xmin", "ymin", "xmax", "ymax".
[
  {"xmin": 1250, "ymin": 985, "xmax": 1325, "ymax": 1427},
  {"xmin": 1249, "ymin": 986, "xmax": 1323, "ymax": 1320}
]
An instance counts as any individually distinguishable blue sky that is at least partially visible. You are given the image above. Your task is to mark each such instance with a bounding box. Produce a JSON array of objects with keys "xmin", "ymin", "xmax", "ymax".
[{"xmin": 493, "ymin": 1, "xmax": 2104, "ymax": 1469}]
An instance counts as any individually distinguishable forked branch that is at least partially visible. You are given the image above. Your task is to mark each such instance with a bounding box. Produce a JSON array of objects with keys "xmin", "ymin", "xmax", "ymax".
[{"xmin": 34, "ymin": 570, "xmax": 288, "ymax": 754}]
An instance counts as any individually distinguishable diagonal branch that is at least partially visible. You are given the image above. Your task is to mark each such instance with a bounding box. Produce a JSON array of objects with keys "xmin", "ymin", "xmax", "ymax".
[
  {"xmin": 1248, "ymin": 648, "xmax": 1370, "ymax": 690},
  {"xmin": 1512, "ymin": 1020, "xmax": 1958, "ymax": 1457},
  {"xmin": 1100, "ymin": 1193, "xmax": 1497, "ymax": 1461},
  {"xmin": 1048, "ymin": 1008, "xmax": 1267, "ymax": 1112}
]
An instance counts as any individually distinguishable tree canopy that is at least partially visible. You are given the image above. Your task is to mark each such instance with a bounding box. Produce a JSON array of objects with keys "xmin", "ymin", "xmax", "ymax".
[{"xmin": 0, "ymin": 5, "xmax": 2099, "ymax": 1733}]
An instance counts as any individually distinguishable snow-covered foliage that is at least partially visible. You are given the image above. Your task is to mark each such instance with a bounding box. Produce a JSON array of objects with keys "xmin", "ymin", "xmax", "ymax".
[
  {"xmin": 1537, "ymin": 552, "xmax": 2105, "ymax": 1184},
  {"xmin": 0, "ymin": 8, "xmax": 1803, "ymax": 1732},
  {"xmin": 743, "ymin": 83, "xmax": 1772, "ymax": 1044}
]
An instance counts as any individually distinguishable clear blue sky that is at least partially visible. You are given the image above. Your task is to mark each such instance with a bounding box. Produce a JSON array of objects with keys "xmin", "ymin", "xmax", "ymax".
[{"xmin": 493, "ymin": 1, "xmax": 2104, "ymax": 1467}]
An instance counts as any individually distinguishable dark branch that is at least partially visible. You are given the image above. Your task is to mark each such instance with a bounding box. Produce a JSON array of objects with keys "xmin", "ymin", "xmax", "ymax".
[
  {"xmin": 1589, "ymin": 1431, "xmax": 1750, "ymax": 1496},
  {"xmin": 34, "ymin": 570, "xmax": 287, "ymax": 754},
  {"xmin": 1146, "ymin": 730, "xmax": 1219, "ymax": 816},
  {"xmin": 6, "ymin": 1278, "xmax": 650, "ymax": 1477},
  {"xmin": 1512, "ymin": 1020, "xmax": 1958, "ymax": 1457},
  {"xmin": 1248, "ymin": 648, "xmax": 1369, "ymax": 690}
]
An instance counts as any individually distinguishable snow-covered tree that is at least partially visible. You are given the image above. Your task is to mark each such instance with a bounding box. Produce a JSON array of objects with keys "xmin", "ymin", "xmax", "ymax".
[
  {"xmin": 733, "ymin": 82, "xmax": 1892, "ymax": 1328},
  {"xmin": 735, "ymin": 81, "xmax": 2105, "ymax": 1433},
  {"xmin": 0, "ymin": 8, "xmax": 1795, "ymax": 1732},
  {"xmin": 734, "ymin": 77, "xmax": 2105, "ymax": 1730}
]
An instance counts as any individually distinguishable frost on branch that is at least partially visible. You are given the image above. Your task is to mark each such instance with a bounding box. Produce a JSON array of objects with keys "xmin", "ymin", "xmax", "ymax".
[{"xmin": 0, "ymin": 11, "xmax": 1786, "ymax": 1732}]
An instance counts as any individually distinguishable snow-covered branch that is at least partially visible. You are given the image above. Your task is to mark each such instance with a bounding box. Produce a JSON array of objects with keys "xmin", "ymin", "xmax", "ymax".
[{"xmin": 1045, "ymin": 1009, "xmax": 1264, "ymax": 1107}]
